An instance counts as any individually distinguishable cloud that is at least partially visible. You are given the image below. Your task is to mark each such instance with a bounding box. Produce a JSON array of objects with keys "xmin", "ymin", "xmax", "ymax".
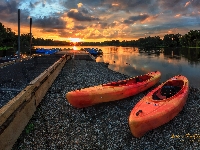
[
  {"xmin": 29, "ymin": 2, "xmax": 35, "ymax": 9},
  {"xmin": 67, "ymin": 9, "xmax": 100, "ymax": 21},
  {"xmin": 0, "ymin": 0, "xmax": 19, "ymax": 21},
  {"xmin": 42, "ymin": 28, "xmax": 57, "ymax": 33},
  {"xmin": 185, "ymin": 1, "xmax": 191, "ymax": 7},
  {"xmin": 158, "ymin": 0, "xmax": 191, "ymax": 15},
  {"xmin": 123, "ymin": 14, "xmax": 150, "ymax": 24},
  {"xmin": 89, "ymin": 22, "xmax": 109, "ymax": 29},
  {"xmin": 0, "ymin": 1, "xmax": 31, "ymax": 24},
  {"xmin": 190, "ymin": 0, "xmax": 200, "ymax": 9},
  {"xmin": 81, "ymin": 8, "xmax": 89, "ymax": 14},
  {"xmin": 73, "ymin": 25, "xmax": 87, "ymax": 30},
  {"xmin": 77, "ymin": 3, "xmax": 83, "ymax": 8},
  {"xmin": 34, "ymin": 16, "xmax": 66, "ymax": 29},
  {"xmin": 0, "ymin": 0, "xmax": 200, "ymax": 41}
]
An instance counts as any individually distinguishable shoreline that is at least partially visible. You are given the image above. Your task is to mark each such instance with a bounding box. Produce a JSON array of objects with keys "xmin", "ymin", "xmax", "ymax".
[{"xmin": 12, "ymin": 59, "xmax": 200, "ymax": 149}]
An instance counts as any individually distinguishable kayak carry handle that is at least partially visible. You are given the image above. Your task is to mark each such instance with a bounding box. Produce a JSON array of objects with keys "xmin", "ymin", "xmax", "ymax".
[{"xmin": 136, "ymin": 110, "xmax": 142, "ymax": 116}]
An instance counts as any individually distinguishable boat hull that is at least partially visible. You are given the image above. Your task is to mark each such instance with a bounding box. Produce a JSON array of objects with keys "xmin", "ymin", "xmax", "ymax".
[
  {"xmin": 66, "ymin": 71, "xmax": 161, "ymax": 108},
  {"xmin": 129, "ymin": 75, "xmax": 189, "ymax": 138}
]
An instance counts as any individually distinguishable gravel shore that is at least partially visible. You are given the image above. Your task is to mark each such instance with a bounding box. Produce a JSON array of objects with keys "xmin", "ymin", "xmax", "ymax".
[
  {"xmin": 0, "ymin": 55, "xmax": 62, "ymax": 108},
  {"xmin": 10, "ymin": 59, "xmax": 200, "ymax": 150}
]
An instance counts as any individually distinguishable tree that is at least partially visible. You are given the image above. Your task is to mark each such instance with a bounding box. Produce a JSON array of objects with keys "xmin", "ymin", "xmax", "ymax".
[
  {"xmin": 187, "ymin": 30, "xmax": 200, "ymax": 47},
  {"xmin": 180, "ymin": 34, "xmax": 189, "ymax": 47},
  {"xmin": 0, "ymin": 22, "xmax": 7, "ymax": 47}
]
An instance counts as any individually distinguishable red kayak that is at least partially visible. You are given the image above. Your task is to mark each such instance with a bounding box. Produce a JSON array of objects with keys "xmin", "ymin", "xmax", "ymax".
[
  {"xmin": 66, "ymin": 71, "xmax": 161, "ymax": 108},
  {"xmin": 129, "ymin": 75, "xmax": 189, "ymax": 138}
]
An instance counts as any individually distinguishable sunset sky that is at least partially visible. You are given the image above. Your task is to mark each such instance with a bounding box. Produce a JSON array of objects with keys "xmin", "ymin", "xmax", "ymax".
[{"xmin": 0, "ymin": 0, "xmax": 200, "ymax": 42}]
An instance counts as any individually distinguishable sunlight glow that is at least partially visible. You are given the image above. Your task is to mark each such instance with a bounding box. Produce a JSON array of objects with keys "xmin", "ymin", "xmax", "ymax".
[
  {"xmin": 73, "ymin": 46, "xmax": 79, "ymax": 50},
  {"xmin": 68, "ymin": 38, "xmax": 82, "ymax": 42}
]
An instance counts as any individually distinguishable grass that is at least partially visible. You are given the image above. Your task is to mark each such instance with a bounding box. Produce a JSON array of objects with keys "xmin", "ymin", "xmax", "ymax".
[
  {"xmin": 0, "ymin": 46, "xmax": 13, "ymax": 50},
  {"xmin": 189, "ymin": 47, "xmax": 200, "ymax": 48},
  {"xmin": 25, "ymin": 123, "xmax": 34, "ymax": 134}
]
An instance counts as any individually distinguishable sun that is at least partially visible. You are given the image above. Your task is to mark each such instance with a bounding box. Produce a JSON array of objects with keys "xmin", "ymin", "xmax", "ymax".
[{"xmin": 68, "ymin": 38, "xmax": 82, "ymax": 43}]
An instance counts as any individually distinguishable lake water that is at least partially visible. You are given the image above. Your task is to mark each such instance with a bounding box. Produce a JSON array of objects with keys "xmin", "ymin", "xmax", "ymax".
[
  {"xmin": 35, "ymin": 46, "xmax": 200, "ymax": 88},
  {"xmin": 96, "ymin": 46, "xmax": 200, "ymax": 88}
]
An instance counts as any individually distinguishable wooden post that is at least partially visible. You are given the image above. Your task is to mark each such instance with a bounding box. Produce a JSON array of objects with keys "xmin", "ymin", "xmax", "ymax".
[
  {"xmin": 18, "ymin": 9, "xmax": 20, "ymax": 59},
  {"xmin": 30, "ymin": 18, "xmax": 32, "ymax": 55}
]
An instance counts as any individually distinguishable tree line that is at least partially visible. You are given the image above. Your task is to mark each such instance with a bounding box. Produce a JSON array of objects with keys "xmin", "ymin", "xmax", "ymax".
[
  {"xmin": 1, "ymin": 22, "xmax": 200, "ymax": 53},
  {"xmin": 113, "ymin": 30, "xmax": 200, "ymax": 48},
  {"xmin": 0, "ymin": 22, "xmax": 71, "ymax": 52}
]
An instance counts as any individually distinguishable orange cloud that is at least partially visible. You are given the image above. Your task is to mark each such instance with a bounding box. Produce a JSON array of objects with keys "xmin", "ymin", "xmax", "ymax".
[
  {"xmin": 175, "ymin": 14, "xmax": 181, "ymax": 18},
  {"xmin": 112, "ymin": 3, "xmax": 119, "ymax": 6},
  {"xmin": 141, "ymin": 14, "xmax": 158, "ymax": 23},
  {"xmin": 77, "ymin": 3, "xmax": 83, "ymax": 8},
  {"xmin": 185, "ymin": 1, "xmax": 191, "ymax": 7}
]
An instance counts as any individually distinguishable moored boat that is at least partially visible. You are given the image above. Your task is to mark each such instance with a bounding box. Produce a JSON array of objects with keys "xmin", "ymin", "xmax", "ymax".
[
  {"xmin": 66, "ymin": 71, "xmax": 161, "ymax": 108},
  {"xmin": 129, "ymin": 75, "xmax": 189, "ymax": 138},
  {"xmin": 35, "ymin": 48, "xmax": 59, "ymax": 55},
  {"xmin": 84, "ymin": 48, "xmax": 103, "ymax": 56}
]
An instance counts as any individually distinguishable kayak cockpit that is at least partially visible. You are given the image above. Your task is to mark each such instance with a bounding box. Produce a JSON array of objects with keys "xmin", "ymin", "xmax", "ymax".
[
  {"xmin": 152, "ymin": 80, "xmax": 184, "ymax": 100},
  {"xmin": 102, "ymin": 75, "xmax": 153, "ymax": 86},
  {"xmin": 135, "ymin": 74, "xmax": 153, "ymax": 83}
]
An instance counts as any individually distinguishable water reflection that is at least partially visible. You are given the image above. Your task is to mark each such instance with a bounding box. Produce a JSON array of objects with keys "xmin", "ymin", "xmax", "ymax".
[
  {"xmin": 34, "ymin": 45, "xmax": 200, "ymax": 87},
  {"xmin": 96, "ymin": 47, "xmax": 200, "ymax": 88}
]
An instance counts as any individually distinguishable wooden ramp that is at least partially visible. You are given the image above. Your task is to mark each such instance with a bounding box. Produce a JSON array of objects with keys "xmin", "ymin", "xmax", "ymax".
[{"xmin": 0, "ymin": 55, "xmax": 70, "ymax": 150}]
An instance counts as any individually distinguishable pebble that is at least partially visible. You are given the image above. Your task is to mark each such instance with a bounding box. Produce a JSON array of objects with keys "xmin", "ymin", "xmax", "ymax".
[
  {"xmin": 7, "ymin": 59, "xmax": 200, "ymax": 149},
  {"xmin": 0, "ymin": 55, "xmax": 62, "ymax": 108}
]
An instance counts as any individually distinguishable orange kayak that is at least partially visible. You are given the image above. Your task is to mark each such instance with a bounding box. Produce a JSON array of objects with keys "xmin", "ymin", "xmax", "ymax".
[
  {"xmin": 129, "ymin": 75, "xmax": 189, "ymax": 138},
  {"xmin": 66, "ymin": 71, "xmax": 161, "ymax": 108}
]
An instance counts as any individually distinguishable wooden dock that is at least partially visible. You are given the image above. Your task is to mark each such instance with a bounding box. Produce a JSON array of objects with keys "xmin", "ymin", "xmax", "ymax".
[{"xmin": 56, "ymin": 49, "xmax": 96, "ymax": 61}]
